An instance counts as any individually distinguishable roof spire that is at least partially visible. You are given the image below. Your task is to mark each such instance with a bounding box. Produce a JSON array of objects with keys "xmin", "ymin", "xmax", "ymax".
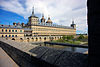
[
  {"xmin": 72, "ymin": 19, "xmax": 74, "ymax": 24},
  {"xmin": 32, "ymin": 6, "xmax": 34, "ymax": 16},
  {"xmin": 48, "ymin": 15, "xmax": 50, "ymax": 20},
  {"xmin": 42, "ymin": 13, "xmax": 44, "ymax": 17}
]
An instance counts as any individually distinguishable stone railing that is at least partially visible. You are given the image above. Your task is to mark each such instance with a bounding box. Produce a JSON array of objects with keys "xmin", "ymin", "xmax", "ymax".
[{"xmin": 0, "ymin": 38, "xmax": 88, "ymax": 67}]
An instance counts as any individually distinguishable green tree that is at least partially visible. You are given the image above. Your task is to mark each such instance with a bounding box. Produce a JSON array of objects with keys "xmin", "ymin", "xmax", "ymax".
[
  {"xmin": 62, "ymin": 35, "xmax": 67, "ymax": 40},
  {"xmin": 67, "ymin": 35, "xmax": 74, "ymax": 41},
  {"xmin": 78, "ymin": 34, "xmax": 85, "ymax": 40}
]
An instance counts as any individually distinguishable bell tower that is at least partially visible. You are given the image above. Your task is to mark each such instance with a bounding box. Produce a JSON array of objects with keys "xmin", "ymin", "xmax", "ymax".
[
  {"xmin": 71, "ymin": 20, "xmax": 76, "ymax": 29},
  {"xmin": 28, "ymin": 6, "xmax": 39, "ymax": 25}
]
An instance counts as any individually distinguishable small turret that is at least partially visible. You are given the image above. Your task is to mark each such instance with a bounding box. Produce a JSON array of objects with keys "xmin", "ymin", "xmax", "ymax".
[
  {"xmin": 17, "ymin": 22, "xmax": 20, "ymax": 26},
  {"xmin": 13, "ymin": 22, "xmax": 16, "ymax": 26},
  {"xmin": 71, "ymin": 20, "xmax": 76, "ymax": 29},
  {"xmin": 21, "ymin": 22, "xmax": 25, "ymax": 27},
  {"xmin": 46, "ymin": 16, "xmax": 52, "ymax": 24},
  {"xmin": 41, "ymin": 14, "xmax": 45, "ymax": 23}
]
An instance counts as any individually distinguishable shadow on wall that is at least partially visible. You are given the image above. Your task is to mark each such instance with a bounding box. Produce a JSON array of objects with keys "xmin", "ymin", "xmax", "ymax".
[{"xmin": 29, "ymin": 46, "xmax": 88, "ymax": 67}]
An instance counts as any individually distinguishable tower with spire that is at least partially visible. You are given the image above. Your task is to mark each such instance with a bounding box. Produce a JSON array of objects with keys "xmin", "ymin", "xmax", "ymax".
[
  {"xmin": 28, "ymin": 6, "xmax": 39, "ymax": 26},
  {"xmin": 32, "ymin": 6, "xmax": 34, "ymax": 16},
  {"xmin": 71, "ymin": 20, "xmax": 76, "ymax": 29}
]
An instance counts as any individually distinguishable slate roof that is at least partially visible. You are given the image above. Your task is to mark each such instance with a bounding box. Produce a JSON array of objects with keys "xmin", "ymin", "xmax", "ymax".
[{"xmin": 0, "ymin": 24, "xmax": 23, "ymax": 29}]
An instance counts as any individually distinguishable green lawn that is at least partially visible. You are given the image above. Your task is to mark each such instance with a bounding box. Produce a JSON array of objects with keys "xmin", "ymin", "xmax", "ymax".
[
  {"xmin": 52, "ymin": 35, "xmax": 88, "ymax": 45},
  {"xmin": 52, "ymin": 40, "xmax": 81, "ymax": 45},
  {"xmin": 52, "ymin": 39, "xmax": 88, "ymax": 45}
]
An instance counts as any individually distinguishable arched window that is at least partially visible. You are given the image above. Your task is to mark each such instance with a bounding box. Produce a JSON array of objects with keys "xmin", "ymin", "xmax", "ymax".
[
  {"xmin": 2, "ymin": 35, "xmax": 3, "ymax": 37},
  {"xmin": 9, "ymin": 30, "xmax": 11, "ymax": 32},
  {"xmin": 20, "ymin": 38, "xmax": 23, "ymax": 40},
  {"xmin": 9, "ymin": 35, "xmax": 11, "ymax": 37},
  {"xmin": 12, "ymin": 30, "xmax": 14, "ymax": 32},
  {"xmin": 36, "ymin": 38, "xmax": 38, "ymax": 41},
  {"xmin": 27, "ymin": 38, "xmax": 29, "ymax": 42},
  {"xmin": 15, "ymin": 30, "xmax": 17, "ymax": 32},
  {"xmin": 2, "ymin": 29, "xmax": 3, "ymax": 32},
  {"xmin": 27, "ymin": 38, "xmax": 29, "ymax": 39},
  {"xmin": 32, "ymin": 38, "xmax": 34, "ymax": 41},
  {"xmin": 15, "ymin": 35, "xmax": 17, "ymax": 37},
  {"xmin": 12, "ymin": 38, "xmax": 15, "ymax": 40},
  {"xmin": 12, "ymin": 35, "xmax": 14, "ymax": 37},
  {"xmin": 44, "ymin": 37, "xmax": 46, "ymax": 40},
  {"xmin": 5, "ymin": 35, "xmax": 7, "ymax": 37},
  {"xmin": 40, "ymin": 37, "xmax": 41, "ymax": 39}
]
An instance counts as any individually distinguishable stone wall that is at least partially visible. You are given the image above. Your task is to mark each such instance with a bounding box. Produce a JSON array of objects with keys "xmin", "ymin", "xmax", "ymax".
[
  {"xmin": 0, "ymin": 39, "xmax": 88, "ymax": 67},
  {"xmin": 1, "ymin": 36, "xmax": 62, "ymax": 42}
]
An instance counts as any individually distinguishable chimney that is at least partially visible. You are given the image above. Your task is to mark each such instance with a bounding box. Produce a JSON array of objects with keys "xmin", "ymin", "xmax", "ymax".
[
  {"xmin": 18, "ymin": 22, "xmax": 20, "ymax": 25},
  {"xmin": 21, "ymin": 23, "xmax": 25, "ymax": 26},
  {"xmin": 1, "ymin": 25, "xmax": 4, "ymax": 27},
  {"xmin": 13, "ymin": 22, "xmax": 16, "ymax": 26}
]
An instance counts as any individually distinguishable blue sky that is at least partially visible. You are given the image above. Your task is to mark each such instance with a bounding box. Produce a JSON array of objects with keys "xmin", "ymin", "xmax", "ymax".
[
  {"xmin": 0, "ymin": 0, "xmax": 88, "ymax": 34},
  {"xmin": 0, "ymin": 9, "xmax": 28, "ymax": 25}
]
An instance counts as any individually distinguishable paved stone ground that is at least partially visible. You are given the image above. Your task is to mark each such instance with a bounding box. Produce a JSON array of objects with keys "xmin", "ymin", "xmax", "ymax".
[
  {"xmin": 0, "ymin": 38, "xmax": 38, "ymax": 55},
  {"xmin": 0, "ymin": 47, "xmax": 19, "ymax": 67}
]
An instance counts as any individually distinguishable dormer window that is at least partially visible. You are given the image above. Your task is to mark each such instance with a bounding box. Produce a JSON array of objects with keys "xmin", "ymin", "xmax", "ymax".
[{"xmin": 1, "ymin": 25, "xmax": 3, "ymax": 27}]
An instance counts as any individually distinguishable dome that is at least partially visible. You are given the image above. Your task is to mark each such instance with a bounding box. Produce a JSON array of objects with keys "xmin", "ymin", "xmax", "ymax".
[
  {"xmin": 46, "ymin": 17, "xmax": 52, "ymax": 23},
  {"xmin": 46, "ymin": 20, "xmax": 52, "ymax": 23}
]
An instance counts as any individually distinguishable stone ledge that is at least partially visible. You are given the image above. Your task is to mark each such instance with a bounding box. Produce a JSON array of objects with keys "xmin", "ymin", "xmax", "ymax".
[{"xmin": 0, "ymin": 39, "xmax": 88, "ymax": 67}]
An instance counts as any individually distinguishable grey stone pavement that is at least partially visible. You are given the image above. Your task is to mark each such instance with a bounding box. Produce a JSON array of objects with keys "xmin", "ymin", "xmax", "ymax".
[
  {"xmin": 0, "ymin": 47, "xmax": 19, "ymax": 67},
  {"xmin": 0, "ymin": 38, "xmax": 38, "ymax": 56}
]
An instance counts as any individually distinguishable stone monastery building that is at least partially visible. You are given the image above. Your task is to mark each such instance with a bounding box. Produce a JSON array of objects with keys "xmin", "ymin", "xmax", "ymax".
[{"xmin": 0, "ymin": 7, "xmax": 76, "ymax": 42}]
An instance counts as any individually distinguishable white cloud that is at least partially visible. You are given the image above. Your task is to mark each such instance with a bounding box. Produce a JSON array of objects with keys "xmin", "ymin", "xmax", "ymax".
[{"xmin": 0, "ymin": 0, "xmax": 87, "ymax": 34}]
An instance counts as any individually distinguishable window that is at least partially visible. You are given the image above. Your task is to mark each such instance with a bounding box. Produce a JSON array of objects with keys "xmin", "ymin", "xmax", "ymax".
[
  {"xmin": 5, "ymin": 35, "xmax": 7, "ymax": 37},
  {"xmin": 15, "ymin": 30, "xmax": 17, "ymax": 32},
  {"xmin": 2, "ymin": 35, "xmax": 3, "ymax": 37},
  {"xmin": 15, "ymin": 35, "xmax": 17, "ymax": 37},
  {"xmin": 5, "ymin": 29, "xmax": 7, "ymax": 32},
  {"xmin": 20, "ymin": 30, "xmax": 22, "ymax": 32},
  {"xmin": 12, "ymin": 35, "xmax": 14, "ymax": 37},
  {"xmin": 2, "ymin": 29, "xmax": 3, "ymax": 32},
  {"xmin": 12, "ymin": 30, "xmax": 14, "ymax": 32},
  {"xmin": 9, "ymin": 30, "xmax": 11, "ymax": 32},
  {"xmin": 44, "ymin": 37, "xmax": 46, "ymax": 40},
  {"xmin": 9, "ymin": 35, "xmax": 11, "ymax": 37}
]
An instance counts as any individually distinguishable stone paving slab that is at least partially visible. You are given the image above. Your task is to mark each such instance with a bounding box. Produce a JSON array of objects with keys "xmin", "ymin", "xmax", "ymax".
[
  {"xmin": 0, "ymin": 47, "xmax": 19, "ymax": 67},
  {"xmin": 29, "ymin": 46, "xmax": 49, "ymax": 58},
  {"xmin": 41, "ymin": 48, "xmax": 64, "ymax": 64},
  {"xmin": 0, "ymin": 38, "xmax": 38, "ymax": 54},
  {"xmin": 54, "ymin": 51, "xmax": 88, "ymax": 67}
]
